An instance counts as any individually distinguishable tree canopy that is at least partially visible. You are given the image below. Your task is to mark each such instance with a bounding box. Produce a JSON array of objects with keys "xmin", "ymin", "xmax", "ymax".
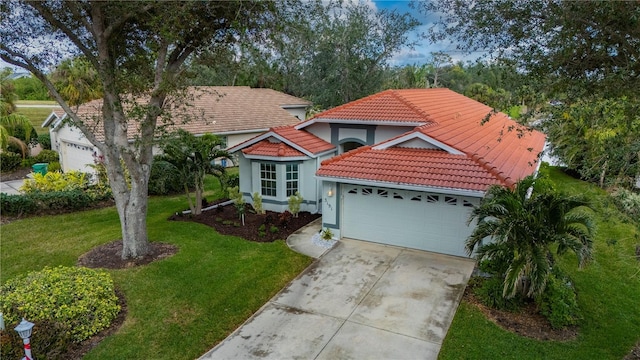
[
  {"xmin": 421, "ymin": 0, "xmax": 640, "ymax": 99},
  {"xmin": 1, "ymin": 0, "xmax": 274, "ymax": 259},
  {"xmin": 187, "ymin": 0, "xmax": 420, "ymax": 109}
]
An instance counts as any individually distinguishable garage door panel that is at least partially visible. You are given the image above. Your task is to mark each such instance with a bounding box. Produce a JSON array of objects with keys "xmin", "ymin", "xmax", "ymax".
[{"xmin": 342, "ymin": 185, "xmax": 475, "ymax": 257}]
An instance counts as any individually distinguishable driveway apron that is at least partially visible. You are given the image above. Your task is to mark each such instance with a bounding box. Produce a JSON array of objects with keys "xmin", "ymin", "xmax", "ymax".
[{"xmin": 200, "ymin": 238, "xmax": 475, "ymax": 360}]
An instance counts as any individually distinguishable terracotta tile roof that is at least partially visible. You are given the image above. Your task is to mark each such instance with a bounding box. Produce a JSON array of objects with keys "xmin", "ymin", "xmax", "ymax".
[
  {"xmin": 316, "ymin": 88, "xmax": 546, "ymax": 191},
  {"xmin": 310, "ymin": 90, "xmax": 434, "ymax": 123},
  {"xmin": 230, "ymin": 125, "xmax": 335, "ymax": 158},
  {"xmin": 51, "ymin": 86, "xmax": 309, "ymax": 142},
  {"xmin": 242, "ymin": 141, "xmax": 305, "ymax": 158},
  {"xmin": 271, "ymin": 126, "xmax": 335, "ymax": 155},
  {"xmin": 317, "ymin": 147, "xmax": 501, "ymax": 191}
]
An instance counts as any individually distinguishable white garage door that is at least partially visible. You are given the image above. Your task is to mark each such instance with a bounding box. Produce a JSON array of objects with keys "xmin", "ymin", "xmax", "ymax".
[
  {"xmin": 342, "ymin": 185, "xmax": 479, "ymax": 257},
  {"xmin": 61, "ymin": 141, "xmax": 96, "ymax": 173}
]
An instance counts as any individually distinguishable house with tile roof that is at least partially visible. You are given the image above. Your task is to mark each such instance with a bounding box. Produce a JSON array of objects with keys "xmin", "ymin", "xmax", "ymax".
[
  {"xmin": 41, "ymin": 86, "xmax": 310, "ymax": 173},
  {"xmin": 229, "ymin": 88, "xmax": 546, "ymax": 257}
]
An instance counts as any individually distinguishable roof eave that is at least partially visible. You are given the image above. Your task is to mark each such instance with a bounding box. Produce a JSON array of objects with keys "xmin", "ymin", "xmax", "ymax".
[
  {"xmin": 296, "ymin": 118, "xmax": 426, "ymax": 130},
  {"xmin": 243, "ymin": 154, "xmax": 310, "ymax": 162},
  {"xmin": 315, "ymin": 174, "xmax": 486, "ymax": 198}
]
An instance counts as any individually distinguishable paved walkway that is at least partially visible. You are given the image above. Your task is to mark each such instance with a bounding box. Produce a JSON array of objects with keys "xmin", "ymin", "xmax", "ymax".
[
  {"xmin": 285, "ymin": 218, "xmax": 327, "ymax": 258},
  {"xmin": 0, "ymin": 179, "xmax": 25, "ymax": 195},
  {"xmin": 200, "ymin": 238, "xmax": 475, "ymax": 359}
]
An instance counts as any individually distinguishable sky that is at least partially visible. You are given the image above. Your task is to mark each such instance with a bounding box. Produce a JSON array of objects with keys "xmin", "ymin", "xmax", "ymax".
[
  {"xmin": 1, "ymin": 0, "xmax": 478, "ymax": 73},
  {"xmin": 372, "ymin": 0, "xmax": 481, "ymax": 66}
]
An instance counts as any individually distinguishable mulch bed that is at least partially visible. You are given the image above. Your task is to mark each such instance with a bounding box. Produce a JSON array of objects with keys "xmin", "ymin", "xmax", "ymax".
[
  {"xmin": 168, "ymin": 202, "xmax": 321, "ymax": 243},
  {"xmin": 462, "ymin": 282, "xmax": 578, "ymax": 342},
  {"xmin": 78, "ymin": 240, "xmax": 179, "ymax": 269},
  {"xmin": 0, "ymin": 166, "xmax": 32, "ymax": 181},
  {"xmin": 626, "ymin": 342, "xmax": 640, "ymax": 360}
]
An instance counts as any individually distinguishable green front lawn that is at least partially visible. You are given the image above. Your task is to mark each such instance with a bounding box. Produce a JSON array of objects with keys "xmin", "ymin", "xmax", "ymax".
[
  {"xmin": 1, "ymin": 180, "xmax": 312, "ymax": 359},
  {"xmin": 14, "ymin": 101, "xmax": 61, "ymax": 135},
  {"xmin": 3, "ymin": 167, "xmax": 638, "ymax": 359},
  {"xmin": 440, "ymin": 166, "xmax": 640, "ymax": 359}
]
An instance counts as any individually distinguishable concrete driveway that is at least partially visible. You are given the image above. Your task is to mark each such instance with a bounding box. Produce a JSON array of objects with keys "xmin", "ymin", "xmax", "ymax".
[{"xmin": 200, "ymin": 239, "xmax": 475, "ymax": 360}]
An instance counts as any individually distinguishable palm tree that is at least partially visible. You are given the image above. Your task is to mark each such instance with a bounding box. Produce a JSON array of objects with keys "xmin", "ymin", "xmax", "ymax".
[
  {"xmin": 160, "ymin": 129, "xmax": 230, "ymax": 215},
  {"xmin": 1, "ymin": 69, "xmax": 33, "ymax": 157},
  {"xmin": 50, "ymin": 56, "xmax": 102, "ymax": 106},
  {"xmin": 0, "ymin": 114, "xmax": 33, "ymax": 157},
  {"xmin": 466, "ymin": 175, "xmax": 595, "ymax": 299}
]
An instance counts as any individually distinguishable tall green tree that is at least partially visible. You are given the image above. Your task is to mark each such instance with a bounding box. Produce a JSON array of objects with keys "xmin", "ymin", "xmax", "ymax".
[
  {"xmin": 420, "ymin": 0, "xmax": 640, "ymax": 98},
  {"xmin": 294, "ymin": 1, "xmax": 419, "ymax": 108},
  {"xmin": 13, "ymin": 73, "xmax": 51, "ymax": 100},
  {"xmin": 1, "ymin": 1, "xmax": 273, "ymax": 259},
  {"xmin": 544, "ymin": 98, "xmax": 640, "ymax": 188},
  {"xmin": 466, "ymin": 176, "xmax": 595, "ymax": 299},
  {"xmin": 160, "ymin": 130, "xmax": 229, "ymax": 215},
  {"xmin": 421, "ymin": 0, "xmax": 640, "ymax": 186},
  {"xmin": 188, "ymin": 0, "xmax": 419, "ymax": 109},
  {"xmin": 50, "ymin": 56, "xmax": 103, "ymax": 106}
]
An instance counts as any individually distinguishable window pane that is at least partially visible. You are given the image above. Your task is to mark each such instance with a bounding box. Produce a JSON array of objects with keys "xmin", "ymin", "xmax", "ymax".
[
  {"xmin": 260, "ymin": 163, "xmax": 277, "ymax": 196},
  {"xmin": 286, "ymin": 163, "xmax": 299, "ymax": 196}
]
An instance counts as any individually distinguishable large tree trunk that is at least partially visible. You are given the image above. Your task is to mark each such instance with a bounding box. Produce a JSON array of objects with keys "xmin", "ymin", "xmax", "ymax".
[
  {"xmin": 120, "ymin": 172, "xmax": 151, "ymax": 259},
  {"xmin": 104, "ymin": 145, "xmax": 153, "ymax": 259}
]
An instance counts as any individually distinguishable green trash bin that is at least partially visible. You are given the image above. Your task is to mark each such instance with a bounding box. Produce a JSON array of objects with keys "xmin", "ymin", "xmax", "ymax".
[{"xmin": 32, "ymin": 163, "xmax": 48, "ymax": 176}]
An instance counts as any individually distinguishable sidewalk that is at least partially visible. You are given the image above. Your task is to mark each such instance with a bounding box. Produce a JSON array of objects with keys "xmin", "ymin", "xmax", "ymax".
[{"xmin": 0, "ymin": 179, "xmax": 25, "ymax": 195}]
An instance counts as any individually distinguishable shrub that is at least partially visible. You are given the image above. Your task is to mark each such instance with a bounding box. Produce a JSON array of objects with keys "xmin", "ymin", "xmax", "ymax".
[
  {"xmin": 0, "ymin": 152, "xmax": 22, "ymax": 172},
  {"xmin": 278, "ymin": 210, "xmax": 292, "ymax": 226},
  {"xmin": 258, "ymin": 224, "xmax": 267, "ymax": 237},
  {"xmin": 148, "ymin": 159, "xmax": 182, "ymax": 195},
  {"xmin": 47, "ymin": 161, "xmax": 62, "ymax": 172},
  {"xmin": 252, "ymin": 192, "xmax": 264, "ymax": 215},
  {"xmin": 288, "ymin": 191, "xmax": 303, "ymax": 218},
  {"xmin": 21, "ymin": 171, "xmax": 89, "ymax": 193},
  {"xmin": 0, "ymin": 193, "xmax": 37, "ymax": 216},
  {"xmin": 270, "ymin": 225, "xmax": 279, "ymax": 234},
  {"xmin": 34, "ymin": 149, "xmax": 60, "ymax": 163},
  {"xmin": 22, "ymin": 149, "xmax": 61, "ymax": 168},
  {"xmin": 0, "ymin": 266, "xmax": 120, "ymax": 343},
  {"xmin": 38, "ymin": 133, "xmax": 52, "ymax": 150},
  {"xmin": 1, "ymin": 319, "xmax": 73, "ymax": 360},
  {"xmin": 474, "ymin": 277, "xmax": 525, "ymax": 311},
  {"xmin": 321, "ymin": 227, "xmax": 334, "ymax": 240},
  {"xmin": 611, "ymin": 187, "xmax": 640, "ymax": 220},
  {"xmin": 0, "ymin": 191, "xmax": 98, "ymax": 216},
  {"xmin": 228, "ymin": 186, "xmax": 245, "ymax": 220},
  {"xmin": 33, "ymin": 190, "xmax": 93, "ymax": 211},
  {"xmin": 536, "ymin": 270, "xmax": 582, "ymax": 329}
]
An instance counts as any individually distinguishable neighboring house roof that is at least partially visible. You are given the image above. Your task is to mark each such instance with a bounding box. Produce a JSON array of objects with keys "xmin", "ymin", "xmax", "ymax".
[
  {"xmin": 231, "ymin": 125, "xmax": 335, "ymax": 158},
  {"xmin": 42, "ymin": 86, "xmax": 310, "ymax": 142},
  {"xmin": 315, "ymin": 89, "xmax": 545, "ymax": 192}
]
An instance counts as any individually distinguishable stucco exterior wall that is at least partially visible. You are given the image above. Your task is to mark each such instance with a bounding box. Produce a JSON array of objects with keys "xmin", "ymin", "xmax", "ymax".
[
  {"xmin": 374, "ymin": 126, "xmax": 415, "ymax": 144},
  {"xmin": 282, "ymin": 106, "xmax": 307, "ymax": 121},
  {"xmin": 320, "ymin": 180, "xmax": 340, "ymax": 238},
  {"xmin": 304, "ymin": 123, "xmax": 331, "ymax": 143},
  {"xmin": 243, "ymin": 158, "xmax": 319, "ymax": 214}
]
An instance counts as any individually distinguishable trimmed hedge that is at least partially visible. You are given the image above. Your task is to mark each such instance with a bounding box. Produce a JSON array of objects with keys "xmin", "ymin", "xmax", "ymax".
[
  {"xmin": 0, "ymin": 190, "xmax": 100, "ymax": 216},
  {"xmin": 0, "ymin": 266, "xmax": 120, "ymax": 343},
  {"xmin": 21, "ymin": 149, "xmax": 60, "ymax": 168},
  {"xmin": 38, "ymin": 133, "xmax": 52, "ymax": 150},
  {"xmin": 0, "ymin": 152, "xmax": 22, "ymax": 173}
]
